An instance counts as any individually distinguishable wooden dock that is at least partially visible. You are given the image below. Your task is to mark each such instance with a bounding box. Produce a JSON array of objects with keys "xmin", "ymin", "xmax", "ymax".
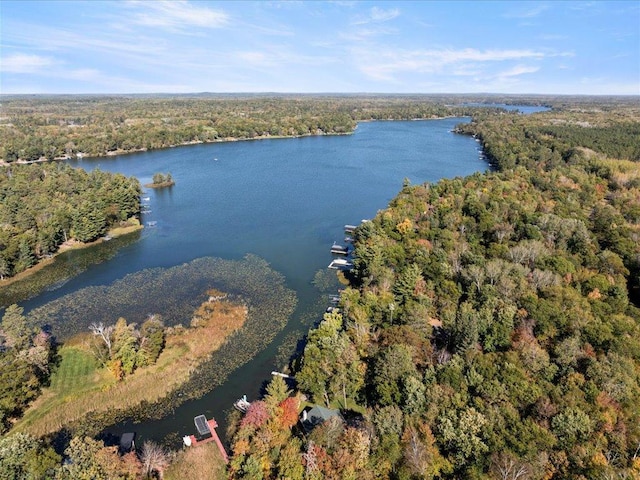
[{"xmin": 183, "ymin": 417, "xmax": 229, "ymax": 464}]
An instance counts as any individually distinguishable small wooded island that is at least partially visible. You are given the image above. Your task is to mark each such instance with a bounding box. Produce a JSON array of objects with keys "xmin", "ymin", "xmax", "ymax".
[
  {"xmin": 145, "ymin": 172, "xmax": 175, "ymax": 189},
  {"xmin": 0, "ymin": 94, "xmax": 639, "ymax": 480}
]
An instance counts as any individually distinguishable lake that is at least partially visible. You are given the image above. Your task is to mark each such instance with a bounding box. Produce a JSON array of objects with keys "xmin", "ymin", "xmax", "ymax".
[{"xmin": 16, "ymin": 118, "xmax": 491, "ymax": 445}]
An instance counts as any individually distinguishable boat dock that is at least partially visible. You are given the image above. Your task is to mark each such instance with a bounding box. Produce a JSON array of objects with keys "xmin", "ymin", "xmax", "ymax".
[
  {"xmin": 330, "ymin": 243, "xmax": 350, "ymax": 255},
  {"xmin": 328, "ymin": 258, "xmax": 353, "ymax": 270},
  {"xmin": 183, "ymin": 415, "xmax": 228, "ymax": 464}
]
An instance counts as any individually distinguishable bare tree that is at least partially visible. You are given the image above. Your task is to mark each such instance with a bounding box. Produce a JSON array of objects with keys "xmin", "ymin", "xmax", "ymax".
[
  {"xmin": 403, "ymin": 427, "xmax": 428, "ymax": 476},
  {"xmin": 530, "ymin": 268, "xmax": 560, "ymax": 291},
  {"xmin": 89, "ymin": 322, "xmax": 114, "ymax": 357},
  {"xmin": 302, "ymin": 441, "xmax": 319, "ymax": 479},
  {"xmin": 490, "ymin": 452, "xmax": 529, "ymax": 480},
  {"xmin": 140, "ymin": 441, "xmax": 169, "ymax": 479},
  {"xmin": 464, "ymin": 264, "xmax": 485, "ymax": 291}
]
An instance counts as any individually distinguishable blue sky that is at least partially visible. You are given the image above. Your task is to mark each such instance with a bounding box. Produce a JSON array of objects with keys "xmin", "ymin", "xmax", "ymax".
[{"xmin": 1, "ymin": 1, "xmax": 638, "ymax": 95}]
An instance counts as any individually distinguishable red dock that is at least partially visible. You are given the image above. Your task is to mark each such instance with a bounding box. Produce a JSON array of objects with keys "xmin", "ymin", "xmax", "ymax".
[{"xmin": 184, "ymin": 418, "xmax": 229, "ymax": 463}]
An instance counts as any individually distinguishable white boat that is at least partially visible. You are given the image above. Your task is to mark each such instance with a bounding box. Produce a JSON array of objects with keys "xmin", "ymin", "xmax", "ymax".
[
  {"xmin": 328, "ymin": 258, "xmax": 353, "ymax": 270},
  {"xmin": 233, "ymin": 395, "xmax": 251, "ymax": 413}
]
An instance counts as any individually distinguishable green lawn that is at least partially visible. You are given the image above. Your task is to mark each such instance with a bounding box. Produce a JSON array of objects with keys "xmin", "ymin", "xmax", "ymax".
[
  {"xmin": 13, "ymin": 346, "xmax": 109, "ymax": 434},
  {"xmin": 50, "ymin": 347, "xmax": 99, "ymax": 393}
]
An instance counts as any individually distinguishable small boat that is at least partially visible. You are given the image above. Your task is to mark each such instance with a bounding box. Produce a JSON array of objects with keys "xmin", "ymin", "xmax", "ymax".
[
  {"xmin": 328, "ymin": 258, "xmax": 353, "ymax": 270},
  {"xmin": 147, "ymin": 221, "xmax": 157, "ymax": 227},
  {"xmin": 142, "ymin": 197, "xmax": 150, "ymax": 201},
  {"xmin": 330, "ymin": 242, "xmax": 350, "ymax": 255},
  {"xmin": 233, "ymin": 395, "xmax": 251, "ymax": 413}
]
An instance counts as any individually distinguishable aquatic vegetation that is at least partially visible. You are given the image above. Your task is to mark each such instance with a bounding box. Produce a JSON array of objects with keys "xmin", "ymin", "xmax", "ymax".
[
  {"xmin": 0, "ymin": 231, "xmax": 141, "ymax": 308},
  {"xmin": 22, "ymin": 255, "xmax": 296, "ymax": 437}
]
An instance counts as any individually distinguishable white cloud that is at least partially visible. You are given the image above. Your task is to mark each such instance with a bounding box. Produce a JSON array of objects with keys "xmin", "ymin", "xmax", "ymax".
[
  {"xmin": 497, "ymin": 65, "xmax": 540, "ymax": 78},
  {"xmin": 2, "ymin": 53, "xmax": 54, "ymax": 73},
  {"xmin": 352, "ymin": 6, "xmax": 399, "ymax": 25},
  {"xmin": 127, "ymin": 0, "xmax": 228, "ymax": 31},
  {"xmin": 352, "ymin": 47, "xmax": 552, "ymax": 84},
  {"xmin": 340, "ymin": 25, "xmax": 397, "ymax": 42},
  {"xmin": 503, "ymin": 4, "xmax": 549, "ymax": 19},
  {"xmin": 370, "ymin": 6, "xmax": 400, "ymax": 22}
]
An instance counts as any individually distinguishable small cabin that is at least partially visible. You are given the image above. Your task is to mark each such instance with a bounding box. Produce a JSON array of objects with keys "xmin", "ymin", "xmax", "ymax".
[{"xmin": 300, "ymin": 405, "xmax": 341, "ymax": 432}]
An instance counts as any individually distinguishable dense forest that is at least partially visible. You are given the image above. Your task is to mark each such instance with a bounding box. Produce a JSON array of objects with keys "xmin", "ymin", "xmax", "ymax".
[
  {"xmin": 0, "ymin": 94, "xmax": 548, "ymax": 162},
  {"xmin": 226, "ymin": 102, "xmax": 640, "ymax": 479},
  {"xmin": 0, "ymin": 163, "xmax": 141, "ymax": 280}
]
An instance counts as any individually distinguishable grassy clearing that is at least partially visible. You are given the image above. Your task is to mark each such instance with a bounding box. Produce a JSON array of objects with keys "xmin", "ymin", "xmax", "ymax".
[
  {"xmin": 13, "ymin": 299, "xmax": 247, "ymax": 438},
  {"xmin": 165, "ymin": 442, "xmax": 227, "ymax": 480},
  {"xmin": 14, "ymin": 339, "xmax": 112, "ymax": 435},
  {"xmin": 48, "ymin": 346, "xmax": 101, "ymax": 393}
]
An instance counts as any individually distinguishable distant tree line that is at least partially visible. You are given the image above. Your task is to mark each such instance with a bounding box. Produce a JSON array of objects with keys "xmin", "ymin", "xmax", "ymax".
[
  {"xmin": 0, "ymin": 163, "xmax": 141, "ymax": 279},
  {"xmin": 0, "ymin": 94, "xmax": 549, "ymax": 162}
]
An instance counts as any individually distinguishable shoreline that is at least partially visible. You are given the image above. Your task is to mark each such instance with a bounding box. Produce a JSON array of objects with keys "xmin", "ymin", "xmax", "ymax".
[
  {"xmin": 0, "ymin": 115, "xmax": 469, "ymax": 167},
  {"xmin": 13, "ymin": 296, "xmax": 248, "ymax": 438},
  {"xmin": 0, "ymin": 130, "xmax": 356, "ymax": 166},
  {"xmin": 0, "ymin": 222, "xmax": 142, "ymax": 289},
  {"xmin": 0, "ymin": 116, "xmax": 470, "ymax": 166}
]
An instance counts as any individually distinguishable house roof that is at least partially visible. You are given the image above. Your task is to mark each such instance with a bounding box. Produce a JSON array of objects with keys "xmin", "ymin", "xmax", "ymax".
[{"xmin": 302, "ymin": 405, "xmax": 341, "ymax": 429}]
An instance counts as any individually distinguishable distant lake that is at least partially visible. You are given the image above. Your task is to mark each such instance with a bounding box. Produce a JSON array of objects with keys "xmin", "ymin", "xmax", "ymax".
[
  {"xmin": 461, "ymin": 103, "xmax": 550, "ymax": 114},
  {"xmin": 19, "ymin": 117, "xmax": 490, "ymax": 444}
]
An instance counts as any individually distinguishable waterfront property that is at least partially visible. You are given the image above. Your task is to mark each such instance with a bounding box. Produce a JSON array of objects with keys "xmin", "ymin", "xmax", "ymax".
[
  {"xmin": 183, "ymin": 415, "xmax": 228, "ymax": 463},
  {"xmin": 300, "ymin": 405, "xmax": 341, "ymax": 432}
]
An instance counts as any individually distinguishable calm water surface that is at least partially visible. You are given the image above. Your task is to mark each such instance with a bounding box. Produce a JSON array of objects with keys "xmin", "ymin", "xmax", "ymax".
[{"xmin": 25, "ymin": 118, "xmax": 490, "ymax": 444}]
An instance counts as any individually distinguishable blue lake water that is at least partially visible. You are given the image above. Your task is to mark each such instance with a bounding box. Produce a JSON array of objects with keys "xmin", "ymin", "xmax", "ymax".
[
  {"xmin": 461, "ymin": 103, "xmax": 549, "ymax": 114},
  {"xmin": 21, "ymin": 118, "xmax": 491, "ymax": 444}
]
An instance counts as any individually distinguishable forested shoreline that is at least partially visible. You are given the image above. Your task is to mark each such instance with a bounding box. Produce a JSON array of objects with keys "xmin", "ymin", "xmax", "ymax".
[
  {"xmin": 0, "ymin": 163, "xmax": 141, "ymax": 281},
  {"xmin": 227, "ymin": 100, "xmax": 640, "ymax": 479},
  {"xmin": 0, "ymin": 94, "xmax": 554, "ymax": 162}
]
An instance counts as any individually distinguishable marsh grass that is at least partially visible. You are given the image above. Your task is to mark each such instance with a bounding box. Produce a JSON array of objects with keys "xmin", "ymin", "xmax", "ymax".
[
  {"xmin": 12, "ymin": 255, "xmax": 296, "ymax": 438},
  {"xmin": 13, "ymin": 300, "xmax": 247, "ymax": 438},
  {"xmin": 0, "ymin": 229, "xmax": 142, "ymax": 308}
]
